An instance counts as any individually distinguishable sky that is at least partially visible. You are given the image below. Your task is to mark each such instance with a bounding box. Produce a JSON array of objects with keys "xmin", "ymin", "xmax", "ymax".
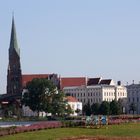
[{"xmin": 0, "ymin": 0, "xmax": 140, "ymax": 93}]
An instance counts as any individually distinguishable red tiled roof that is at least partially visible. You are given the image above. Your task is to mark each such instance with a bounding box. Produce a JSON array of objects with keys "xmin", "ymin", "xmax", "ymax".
[
  {"xmin": 66, "ymin": 96, "xmax": 78, "ymax": 102},
  {"xmin": 60, "ymin": 77, "xmax": 86, "ymax": 89},
  {"xmin": 22, "ymin": 74, "xmax": 49, "ymax": 87}
]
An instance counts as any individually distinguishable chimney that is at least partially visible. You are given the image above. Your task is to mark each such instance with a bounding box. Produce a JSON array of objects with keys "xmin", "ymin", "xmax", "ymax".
[
  {"xmin": 133, "ymin": 80, "xmax": 134, "ymax": 84},
  {"xmin": 117, "ymin": 81, "xmax": 121, "ymax": 86}
]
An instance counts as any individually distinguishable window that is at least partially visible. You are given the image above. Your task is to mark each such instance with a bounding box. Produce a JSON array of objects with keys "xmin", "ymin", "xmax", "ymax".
[{"xmin": 137, "ymin": 97, "xmax": 139, "ymax": 102}]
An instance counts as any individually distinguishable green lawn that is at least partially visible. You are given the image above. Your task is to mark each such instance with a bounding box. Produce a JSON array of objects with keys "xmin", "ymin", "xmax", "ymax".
[{"xmin": 0, "ymin": 123, "xmax": 140, "ymax": 140}]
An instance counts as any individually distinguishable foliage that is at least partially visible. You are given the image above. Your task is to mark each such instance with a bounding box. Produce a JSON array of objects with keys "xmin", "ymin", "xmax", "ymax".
[
  {"xmin": 65, "ymin": 104, "xmax": 74, "ymax": 116},
  {"xmin": 83, "ymin": 101, "xmax": 91, "ymax": 116},
  {"xmin": 50, "ymin": 91, "xmax": 66, "ymax": 116},
  {"xmin": 99, "ymin": 101, "xmax": 110, "ymax": 115},
  {"xmin": 110, "ymin": 100, "xmax": 122, "ymax": 115},
  {"xmin": 22, "ymin": 78, "xmax": 66, "ymax": 116},
  {"xmin": 75, "ymin": 108, "xmax": 81, "ymax": 114},
  {"xmin": 1, "ymin": 103, "xmax": 22, "ymax": 119},
  {"xmin": 83, "ymin": 100, "xmax": 124, "ymax": 116},
  {"xmin": 91, "ymin": 103, "xmax": 100, "ymax": 115}
]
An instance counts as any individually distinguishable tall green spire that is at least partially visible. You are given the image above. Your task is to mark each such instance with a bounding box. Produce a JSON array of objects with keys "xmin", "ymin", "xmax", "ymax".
[
  {"xmin": 9, "ymin": 16, "xmax": 20, "ymax": 56},
  {"xmin": 7, "ymin": 16, "xmax": 22, "ymax": 95}
]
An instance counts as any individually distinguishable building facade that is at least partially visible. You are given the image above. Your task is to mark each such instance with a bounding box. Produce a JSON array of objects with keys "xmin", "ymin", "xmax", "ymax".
[
  {"xmin": 126, "ymin": 84, "xmax": 140, "ymax": 114},
  {"xmin": 63, "ymin": 78, "xmax": 127, "ymax": 106},
  {"xmin": 66, "ymin": 96, "xmax": 82, "ymax": 116}
]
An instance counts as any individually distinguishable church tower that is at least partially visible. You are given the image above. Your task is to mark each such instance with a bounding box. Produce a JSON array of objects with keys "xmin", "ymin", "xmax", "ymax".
[{"xmin": 7, "ymin": 17, "xmax": 22, "ymax": 95}]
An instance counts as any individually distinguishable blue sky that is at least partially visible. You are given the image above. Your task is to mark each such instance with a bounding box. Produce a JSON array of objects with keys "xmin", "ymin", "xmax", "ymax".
[{"xmin": 0, "ymin": 0, "xmax": 140, "ymax": 93}]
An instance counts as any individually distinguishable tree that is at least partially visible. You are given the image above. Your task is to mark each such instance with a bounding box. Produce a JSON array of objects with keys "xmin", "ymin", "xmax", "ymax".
[
  {"xmin": 110, "ymin": 100, "xmax": 121, "ymax": 115},
  {"xmin": 91, "ymin": 103, "xmax": 100, "ymax": 115},
  {"xmin": 65, "ymin": 104, "xmax": 74, "ymax": 116},
  {"xmin": 99, "ymin": 101, "xmax": 110, "ymax": 115},
  {"xmin": 22, "ymin": 78, "xmax": 66, "ymax": 117},
  {"xmin": 83, "ymin": 101, "xmax": 91, "ymax": 116},
  {"xmin": 50, "ymin": 91, "xmax": 66, "ymax": 116},
  {"xmin": 129, "ymin": 103, "xmax": 137, "ymax": 114},
  {"xmin": 75, "ymin": 108, "xmax": 81, "ymax": 114}
]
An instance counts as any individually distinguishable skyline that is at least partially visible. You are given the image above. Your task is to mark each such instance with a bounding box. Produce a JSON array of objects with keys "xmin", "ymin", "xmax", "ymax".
[{"xmin": 1, "ymin": 0, "xmax": 140, "ymax": 93}]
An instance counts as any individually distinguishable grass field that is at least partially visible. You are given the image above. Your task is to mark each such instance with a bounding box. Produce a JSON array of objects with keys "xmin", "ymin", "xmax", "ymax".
[{"xmin": 0, "ymin": 123, "xmax": 140, "ymax": 140}]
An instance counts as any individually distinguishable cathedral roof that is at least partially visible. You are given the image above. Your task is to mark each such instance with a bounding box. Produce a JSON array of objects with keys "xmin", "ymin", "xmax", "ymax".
[
  {"xmin": 9, "ymin": 16, "xmax": 20, "ymax": 56},
  {"xmin": 22, "ymin": 74, "xmax": 49, "ymax": 87}
]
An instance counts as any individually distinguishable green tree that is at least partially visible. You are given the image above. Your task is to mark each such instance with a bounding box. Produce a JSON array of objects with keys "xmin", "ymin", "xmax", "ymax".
[
  {"xmin": 110, "ymin": 100, "xmax": 121, "ymax": 115},
  {"xmin": 1, "ymin": 102, "xmax": 22, "ymax": 119},
  {"xmin": 83, "ymin": 101, "xmax": 91, "ymax": 116},
  {"xmin": 91, "ymin": 103, "xmax": 100, "ymax": 115},
  {"xmin": 51, "ymin": 91, "xmax": 66, "ymax": 116},
  {"xmin": 99, "ymin": 101, "xmax": 110, "ymax": 115},
  {"xmin": 22, "ymin": 78, "xmax": 66, "ymax": 117}
]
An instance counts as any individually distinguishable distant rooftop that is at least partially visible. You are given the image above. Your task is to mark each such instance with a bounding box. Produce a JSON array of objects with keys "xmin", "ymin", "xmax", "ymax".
[
  {"xmin": 66, "ymin": 96, "xmax": 78, "ymax": 102},
  {"xmin": 87, "ymin": 78, "xmax": 101, "ymax": 85},
  {"xmin": 99, "ymin": 79, "xmax": 112, "ymax": 85},
  {"xmin": 60, "ymin": 77, "xmax": 86, "ymax": 89}
]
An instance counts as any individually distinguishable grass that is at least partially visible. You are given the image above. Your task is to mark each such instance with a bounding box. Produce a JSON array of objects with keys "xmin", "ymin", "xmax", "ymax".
[{"xmin": 0, "ymin": 123, "xmax": 140, "ymax": 140}]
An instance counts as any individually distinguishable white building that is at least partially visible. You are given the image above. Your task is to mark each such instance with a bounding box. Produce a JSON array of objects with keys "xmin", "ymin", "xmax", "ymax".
[
  {"xmin": 22, "ymin": 105, "xmax": 46, "ymax": 117},
  {"xmin": 126, "ymin": 84, "xmax": 140, "ymax": 114},
  {"xmin": 63, "ymin": 78, "xmax": 127, "ymax": 106},
  {"xmin": 66, "ymin": 96, "xmax": 82, "ymax": 116}
]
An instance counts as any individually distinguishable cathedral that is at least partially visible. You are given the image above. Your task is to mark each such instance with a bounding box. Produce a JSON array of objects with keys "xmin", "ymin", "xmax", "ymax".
[
  {"xmin": 0, "ymin": 17, "xmax": 83, "ymax": 104},
  {"xmin": 0, "ymin": 17, "xmax": 60, "ymax": 103},
  {"xmin": 0, "ymin": 17, "xmax": 22, "ymax": 104},
  {"xmin": 7, "ymin": 17, "xmax": 22, "ymax": 96}
]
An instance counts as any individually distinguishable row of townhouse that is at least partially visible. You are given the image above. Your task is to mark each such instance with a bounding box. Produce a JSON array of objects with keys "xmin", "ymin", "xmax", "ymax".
[
  {"xmin": 22, "ymin": 75, "xmax": 140, "ymax": 115},
  {"xmin": 63, "ymin": 78, "xmax": 127, "ymax": 106}
]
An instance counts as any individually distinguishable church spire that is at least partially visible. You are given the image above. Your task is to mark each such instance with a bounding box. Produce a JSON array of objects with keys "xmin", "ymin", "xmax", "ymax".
[
  {"xmin": 9, "ymin": 16, "xmax": 20, "ymax": 56},
  {"xmin": 7, "ymin": 16, "xmax": 22, "ymax": 95}
]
